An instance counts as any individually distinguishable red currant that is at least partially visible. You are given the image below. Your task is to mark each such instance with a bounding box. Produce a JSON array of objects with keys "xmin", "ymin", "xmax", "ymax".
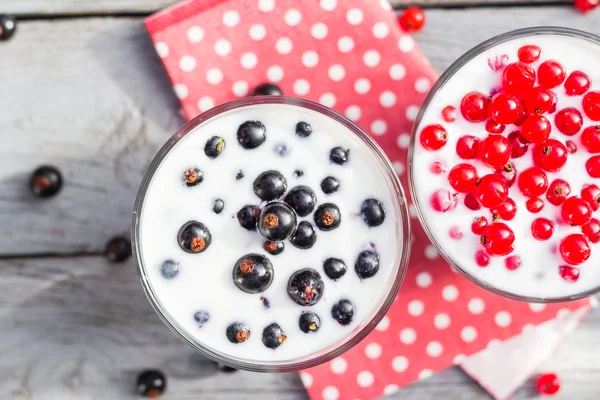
[
  {"xmin": 566, "ymin": 140, "xmax": 578, "ymax": 154},
  {"xmin": 491, "ymin": 198, "xmax": 517, "ymax": 221},
  {"xmin": 582, "ymin": 218, "xmax": 600, "ymax": 243},
  {"xmin": 448, "ymin": 164, "xmax": 478, "ymax": 192},
  {"xmin": 449, "ymin": 226, "xmax": 464, "ymax": 240},
  {"xmin": 564, "ymin": 70, "xmax": 591, "ymax": 95},
  {"xmin": 555, "ymin": 107, "xmax": 583, "ymax": 136},
  {"xmin": 586, "ymin": 155, "xmax": 600, "ymax": 178},
  {"xmin": 420, "ymin": 124, "xmax": 448, "ymax": 150},
  {"xmin": 582, "ymin": 91, "xmax": 600, "ymax": 120},
  {"xmin": 532, "ymin": 139, "xmax": 568, "ymax": 172},
  {"xmin": 531, "ymin": 218, "xmax": 554, "ymax": 240},
  {"xmin": 502, "ymin": 62, "xmax": 536, "ymax": 94},
  {"xmin": 479, "ymin": 135, "xmax": 511, "ymax": 169},
  {"xmin": 521, "ymin": 114, "xmax": 551, "ymax": 144},
  {"xmin": 518, "ymin": 45, "xmax": 541, "ymax": 63},
  {"xmin": 474, "ymin": 174, "xmax": 509, "ymax": 208},
  {"xmin": 559, "ymin": 233, "xmax": 591, "ymax": 265},
  {"xmin": 464, "ymin": 193, "xmax": 481, "ymax": 210},
  {"xmin": 546, "ymin": 179, "xmax": 571, "ymax": 206},
  {"xmin": 518, "ymin": 167, "xmax": 548, "ymax": 198},
  {"xmin": 475, "ymin": 250, "xmax": 490, "ymax": 267},
  {"xmin": 430, "ymin": 161, "xmax": 447, "ymax": 174},
  {"xmin": 508, "ymin": 131, "xmax": 529, "ymax": 158},
  {"xmin": 505, "ymin": 255, "xmax": 521, "ymax": 270},
  {"xmin": 523, "ymin": 86, "xmax": 554, "ymax": 114},
  {"xmin": 456, "ymin": 135, "xmax": 479, "ymax": 159},
  {"xmin": 472, "ymin": 216, "xmax": 488, "ymax": 234},
  {"xmin": 460, "ymin": 91, "xmax": 489, "ymax": 122},
  {"xmin": 582, "ymin": 125, "xmax": 600, "ymax": 153},
  {"xmin": 495, "ymin": 162, "xmax": 516, "ymax": 187},
  {"xmin": 485, "ymin": 119, "xmax": 505, "ymax": 134},
  {"xmin": 431, "ymin": 189, "xmax": 457, "ymax": 212},
  {"xmin": 482, "ymin": 222, "xmax": 515, "ymax": 256},
  {"xmin": 575, "ymin": 0, "xmax": 599, "ymax": 13},
  {"xmin": 441, "ymin": 105, "xmax": 456, "ymax": 122},
  {"xmin": 399, "ymin": 7, "xmax": 425, "ymax": 32},
  {"xmin": 559, "ymin": 265, "xmax": 581, "ymax": 283},
  {"xmin": 538, "ymin": 60, "xmax": 566, "ymax": 88},
  {"xmin": 526, "ymin": 197, "xmax": 545, "ymax": 213},
  {"xmin": 581, "ymin": 184, "xmax": 600, "ymax": 211},
  {"xmin": 489, "ymin": 92, "xmax": 522, "ymax": 124},
  {"xmin": 561, "ymin": 196, "xmax": 592, "ymax": 226},
  {"xmin": 514, "ymin": 107, "xmax": 529, "ymax": 126}
]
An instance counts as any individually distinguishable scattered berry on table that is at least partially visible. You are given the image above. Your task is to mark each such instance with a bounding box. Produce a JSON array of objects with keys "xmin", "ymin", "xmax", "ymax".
[
  {"xmin": 355, "ymin": 249, "xmax": 380, "ymax": 279},
  {"xmin": 262, "ymin": 323, "xmax": 287, "ymax": 349},
  {"xmin": 212, "ymin": 198, "xmax": 225, "ymax": 214},
  {"xmin": 237, "ymin": 120, "xmax": 266, "ymax": 149},
  {"xmin": 398, "ymin": 7, "xmax": 425, "ymax": 33},
  {"xmin": 253, "ymin": 170, "xmax": 287, "ymax": 201},
  {"xmin": 474, "ymin": 174, "xmax": 509, "ymax": 208},
  {"xmin": 508, "ymin": 131, "xmax": 529, "ymax": 158},
  {"xmin": 296, "ymin": 121, "xmax": 312, "ymax": 138},
  {"xmin": 521, "ymin": 114, "xmax": 551, "ymax": 143},
  {"xmin": 0, "ymin": 15, "xmax": 17, "ymax": 41},
  {"xmin": 323, "ymin": 258, "xmax": 347, "ymax": 280},
  {"xmin": 299, "ymin": 312, "xmax": 321, "ymax": 333},
  {"xmin": 30, "ymin": 165, "xmax": 63, "ymax": 198},
  {"xmin": 177, "ymin": 221, "xmax": 211, "ymax": 253},
  {"xmin": 233, "ymin": 254, "xmax": 274, "ymax": 294},
  {"xmin": 194, "ymin": 311, "xmax": 210, "ymax": 327},
  {"xmin": 582, "ymin": 218, "xmax": 600, "ymax": 243},
  {"xmin": 431, "ymin": 188, "xmax": 458, "ymax": 212},
  {"xmin": 581, "ymin": 125, "xmax": 600, "ymax": 153},
  {"xmin": 532, "ymin": 139, "xmax": 568, "ymax": 172},
  {"xmin": 538, "ymin": 60, "xmax": 566, "ymax": 88},
  {"xmin": 505, "ymin": 255, "xmax": 521, "ymax": 271},
  {"xmin": 522, "ymin": 86, "xmax": 554, "ymax": 114},
  {"xmin": 290, "ymin": 221, "xmax": 317, "ymax": 249},
  {"xmin": 160, "ymin": 260, "xmax": 179, "ymax": 279},
  {"xmin": 559, "ymin": 233, "xmax": 591, "ymax": 265},
  {"xmin": 460, "ymin": 91, "xmax": 489, "ymax": 122},
  {"xmin": 531, "ymin": 218, "xmax": 554, "ymax": 241},
  {"xmin": 526, "ymin": 197, "xmax": 545, "ymax": 213},
  {"xmin": 555, "ymin": 107, "xmax": 583, "ymax": 136},
  {"xmin": 105, "ymin": 236, "xmax": 132, "ymax": 262},
  {"xmin": 329, "ymin": 147, "xmax": 350, "ymax": 165},
  {"xmin": 517, "ymin": 167, "xmax": 548, "ymax": 198},
  {"xmin": 475, "ymin": 250, "xmax": 490, "ymax": 267},
  {"xmin": 258, "ymin": 202, "xmax": 297, "ymax": 241},
  {"xmin": 481, "ymin": 222, "xmax": 515, "ymax": 256},
  {"xmin": 285, "ymin": 185, "xmax": 316, "ymax": 217},
  {"xmin": 314, "ymin": 203, "xmax": 341, "ymax": 231},
  {"xmin": 331, "ymin": 299, "xmax": 354, "ymax": 325},
  {"xmin": 581, "ymin": 184, "xmax": 600, "ymax": 210},
  {"xmin": 448, "ymin": 164, "xmax": 478, "ymax": 193},
  {"xmin": 517, "ymin": 45, "xmax": 541, "ymax": 63},
  {"xmin": 237, "ymin": 205, "xmax": 259, "ymax": 230},
  {"xmin": 251, "ymin": 83, "xmax": 283, "ymax": 96},
  {"xmin": 320, "ymin": 176, "xmax": 340, "ymax": 194},
  {"xmin": 559, "ymin": 265, "xmax": 580, "ymax": 283},
  {"xmin": 236, "ymin": 170, "xmax": 245, "ymax": 180},
  {"xmin": 204, "ymin": 136, "xmax": 225, "ymax": 158},
  {"xmin": 263, "ymin": 240, "xmax": 284, "ymax": 255},
  {"xmin": 536, "ymin": 372, "xmax": 561, "ymax": 395},
  {"xmin": 456, "ymin": 135, "xmax": 479, "ymax": 159},
  {"xmin": 564, "ymin": 70, "xmax": 591, "ymax": 95},
  {"xmin": 561, "ymin": 196, "xmax": 592, "ymax": 226},
  {"xmin": 183, "ymin": 168, "xmax": 203, "ymax": 187},
  {"xmin": 136, "ymin": 369, "xmax": 166, "ymax": 398},
  {"xmin": 489, "ymin": 92, "xmax": 522, "ymax": 124},
  {"xmin": 546, "ymin": 179, "xmax": 571, "ymax": 206},
  {"xmin": 575, "ymin": 0, "xmax": 600, "ymax": 13},
  {"xmin": 287, "ymin": 268, "xmax": 324, "ymax": 306},
  {"xmin": 472, "ymin": 216, "xmax": 488, "ymax": 235},
  {"xmin": 360, "ymin": 198, "xmax": 386, "ymax": 227},
  {"xmin": 226, "ymin": 322, "xmax": 251, "ymax": 343},
  {"xmin": 420, "ymin": 124, "xmax": 448, "ymax": 150},
  {"xmin": 583, "ymin": 91, "xmax": 600, "ymax": 120},
  {"xmin": 441, "ymin": 105, "xmax": 456, "ymax": 122},
  {"xmin": 586, "ymin": 155, "xmax": 600, "ymax": 177},
  {"xmin": 502, "ymin": 62, "xmax": 536, "ymax": 94}
]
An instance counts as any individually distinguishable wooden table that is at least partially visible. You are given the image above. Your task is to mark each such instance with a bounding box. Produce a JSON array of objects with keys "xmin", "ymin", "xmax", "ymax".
[{"xmin": 1, "ymin": 0, "xmax": 599, "ymax": 399}]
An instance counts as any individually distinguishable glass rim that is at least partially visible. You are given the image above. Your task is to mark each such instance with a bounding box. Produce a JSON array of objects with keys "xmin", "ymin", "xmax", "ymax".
[
  {"xmin": 408, "ymin": 26, "xmax": 600, "ymax": 304},
  {"xmin": 132, "ymin": 96, "xmax": 412, "ymax": 372}
]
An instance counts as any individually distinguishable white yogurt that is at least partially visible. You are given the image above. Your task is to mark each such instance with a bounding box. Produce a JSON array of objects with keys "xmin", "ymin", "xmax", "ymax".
[
  {"xmin": 136, "ymin": 102, "xmax": 403, "ymax": 363},
  {"xmin": 412, "ymin": 33, "xmax": 600, "ymax": 300}
]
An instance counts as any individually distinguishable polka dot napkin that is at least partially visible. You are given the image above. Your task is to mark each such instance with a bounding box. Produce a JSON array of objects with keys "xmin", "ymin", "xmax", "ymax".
[{"xmin": 145, "ymin": 1, "xmax": 592, "ymax": 399}]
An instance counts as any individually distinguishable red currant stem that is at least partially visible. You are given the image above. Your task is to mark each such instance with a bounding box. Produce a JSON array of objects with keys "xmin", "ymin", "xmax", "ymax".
[{"xmin": 480, "ymin": 235, "xmax": 487, "ymax": 245}]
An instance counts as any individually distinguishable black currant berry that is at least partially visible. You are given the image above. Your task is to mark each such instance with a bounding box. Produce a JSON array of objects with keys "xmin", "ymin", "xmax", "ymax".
[
  {"xmin": 331, "ymin": 299, "xmax": 354, "ymax": 325},
  {"xmin": 263, "ymin": 240, "xmax": 284, "ymax": 255},
  {"xmin": 0, "ymin": 15, "xmax": 17, "ymax": 41},
  {"xmin": 136, "ymin": 369, "xmax": 166, "ymax": 398},
  {"xmin": 105, "ymin": 236, "xmax": 131, "ymax": 262},
  {"xmin": 284, "ymin": 185, "xmax": 316, "ymax": 217},
  {"xmin": 323, "ymin": 258, "xmax": 347, "ymax": 280},
  {"xmin": 233, "ymin": 254, "xmax": 274, "ymax": 293},
  {"xmin": 177, "ymin": 221, "xmax": 211, "ymax": 253},
  {"xmin": 194, "ymin": 311, "xmax": 210, "ymax": 327},
  {"xmin": 320, "ymin": 176, "xmax": 340, "ymax": 194},
  {"xmin": 252, "ymin": 83, "xmax": 283, "ymax": 96},
  {"xmin": 360, "ymin": 198, "xmax": 385, "ymax": 227},
  {"xmin": 237, "ymin": 121, "xmax": 266, "ymax": 149},
  {"xmin": 287, "ymin": 268, "xmax": 324, "ymax": 306},
  {"xmin": 236, "ymin": 170, "xmax": 245, "ymax": 180},
  {"xmin": 289, "ymin": 221, "xmax": 317, "ymax": 249},
  {"xmin": 355, "ymin": 249, "xmax": 379, "ymax": 279},
  {"xmin": 258, "ymin": 202, "xmax": 297, "ymax": 241},
  {"xmin": 296, "ymin": 121, "xmax": 312, "ymax": 138},
  {"xmin": 329, "ymin": 147, "xmax": 349, "ymax": 165},
  {"xmin": 299, "ymin": 312, "xmax": 321, "ymax": 333},
  {"xmin": 237, "ymin": 205, "xmax": 259, "ymax": 230},
  {"xmin": 204, "ymin": 136, "xmax": 225, "ymax": 158},
  {"xmin": 160, "ymin": 260, "xmax": 179, "ymax": 279},
  {"xmin": 213, "ymin": 199, "xmax": 224, "ymax": 214},
  {"xmin": 226, "ymin": 322, "xmax": 250, "ymax": 343},
  {"xmin": 253, "ymin": 170, "xmax": 287, "ymax": 201},
  {"xmin": 183, "ymin": 168, "xmax": 203, "ymax": 187},
  {"xmin": 30, "ymin": 165, "xmax": 62, "ymax": 198},
  {"xmin": 314, "ymin": 203, "xmax": 341, "ymax": 231},
  {"xmin": 262, "ymin": 323, "xmax": 287, "ymax": 349}
]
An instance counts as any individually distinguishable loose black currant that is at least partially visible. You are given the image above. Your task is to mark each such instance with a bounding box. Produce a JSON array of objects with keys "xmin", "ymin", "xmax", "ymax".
[
  {"xmin": 0, "ymin": 15, "xmax": 17, "ymax": 41},
  {"xmin": 323, "ymin": 258, "xmax": 347, "ymax": 280},
  {"xmin": 237, "ymin": 121, "xmax": 266, "ymax": 149},
  {"xmin": 30, "ymin": 165, "xmax": 62, "ymax": 198},
  {"xmin": 177, "ymin": 221, "xmax": 211, "ymax": 253},
  {"xmin": 194, "ymin": 311, "xmax": 210, "ymax": 327},
  {"xmin": 136, "ymin": 369, "xmax": 166, "ymax": 398},
  {"xmin": 105, "ymin": 236, "xmax": 131, "ymax": 262},
  {"xmin": 290, "ymin": 221, "xmax": 317, "ymax": 249},
  {"xmin": 258, "ymin": 202, "xmax": 297, "ymax": 241},
  {"xmin": 226, "ymin": 322, "xmax": 250, "ymax": 343},
  {"xmin": 184, "ymin": 168, "xmax": 203, "ymax": 187},
  {"xmin": 284, "ymin": 185, "xmax": 316, "ymax": 217},
  {"xmin": 213, "ymin": 199, "xmax": 224, "ymax": 214},
  {"xmin": 204, "ymin": 136, "xmax": 225, "ymax": 158},
  {"xmin": 287, "ymin": 268, "xmax": 324, "ymax": 306},
  {"xmin": 262, "ymin": 323, "xmax": 287, "ymax": 349},
  {"xmin": 320, "ymin": 176, "xmax": 340, "ymax": 194},
  {"xmin": 263, "ymin": 240, "xmax": 284, "ymax": 255},
  {"xmin": 253, "ymin": 170, "xmax": 287, "ymax": 201},
  {"xmin": 299, "ymin": 312, "xmax": 321, "ymax": 333},
  {"xmin": 233, "ymin": 254, "xmax": 274, "ymax": 293},
  {"xmin": 252, "ymin": 83, "xmax": 283, "ymax": 96},
  {"xmin": 314, "ymin": 203, "xmax": 341, "ymax": 231},
  {"xmin": 236, "ymin": 170, "xmax": 245, "ymax": 180},
  {"xmin": 329, "ymin": 147, "xmax": 349, "ymax": 165},
  {"xmin": 237, "ymin": 205, "xmax": 259, "ymax": 230},
  {"xmin": 160, "ymin": 260, "xmax": 179, "ymax": 279},
  {"xmin": 296, "ymin": 121, "xmax": 312, "ymax": 138},
  {"xmin": 360, "ymin": 198, "xmax": 385, "ymax": 227},
  {"xmin": 331, "ymin": 299, "xmax": 354, "ymax": 325},
  {"xmin": 355, "ymin": 249, "xmax": 379, "ymax": 279}
]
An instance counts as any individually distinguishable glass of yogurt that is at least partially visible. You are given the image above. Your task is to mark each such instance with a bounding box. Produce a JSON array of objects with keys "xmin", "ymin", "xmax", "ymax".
[
  {"xmin": 410, "ymin": 27, "xmax": 600, "ymax": 302},
  {"xmin": 132, "ymin": 96, "xmax": 410, "ymax": 371}
]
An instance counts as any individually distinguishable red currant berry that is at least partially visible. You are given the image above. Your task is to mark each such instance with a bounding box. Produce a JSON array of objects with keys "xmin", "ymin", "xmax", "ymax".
[
  {"xmin": 564, "ymin": 70, "xmax": 591, "ymax": 96},
  {"xmin": 399, "ymin": 7, "xmax": 425, "ymax": 32},
  {"xmin": 475, "ymin": 250, "xmax": 490, "ymax": 267},
  {"xmin": 508, "ymin": 131, "xmax": 529, "ymax": 158},
  {"xmin": 420, "ymin": 124, "xmax": 448, "ymax": 150},
  {"xmin": 514, "ymin": 107, "xmax": 529, "ymax": 126},
  {"xmin": 566, "ymin": 140, "xmax": 577, "ymax": 154},
  {"xmin": 521, "ymin": 114, "xmax": 551, "ymax": 144},
  {"xmin": 581, "ymin": 125, "xmax": 600, "ymax": 153},
  {"xmin": 505, "ymin": 255, "xmax": 521, "ymax": 270},
  {"xmin": 546, "ymin": 179, "xmax": 571, "ymax": 206},
  {"xmin": 526, "ymin": 197, "xmax": 545, "ymax": 213},
  {"xmin": 472, "ymin": 216, "xmax": 488, "ymax": 234},
  {"xmin": 485, "ymin": 119, "xmax": 505, "ymax": 134},
  {"xmin": 491, "ymin": 198, "xmax": 517, "ymax": 221},
  {"xmin": 518, "ymin": 45, "xmax": 541, "ymax": 63},
  {"xmin": 479, "ymin": 135, "xmax": 511, "ymax": 170},
  {"xmin": 460, "ymin": 91, "xmax": 489, "ymax": 122},
  {"xmin": 581, "ymin": 184, "xmax": 600, "ymax": 211},
  {"xmin": 582, "ymin": 218, "xmax": 600, "ymax": 243},
  {"xmin": 430, "ymin": 161, "xmax": 447, "ymax": 174},
  {"xmin": 555, "ymin": 107, "xmax": 583, "ymax": 136},
  {"xmin": 532, "ymin": 139, "xmax": 568, "ymax": 172},
  {"xmin": 538, "ymin": 60, "xmax": 566, "ymax": 88},
  {"xmin": 586, "ymin": 155, "xmax": 600, "ymax": 178},
  {"xmin": 561, "ymin": 196, "xmax": 592, "ymax": 226},
  {"xmin": 464, "ymin": 193, "xmax": 481, "ymax": 210},
  {"xmin": 518, "ymin": 167, "xmax": 549, "ymax": 198},
  {"xmin": 441, "ymin": 105, "xmax": 456, "ymax": 122},
  {"xmin": 495, "ymin": 162, "xmax": 516, "ymax": 187},
  {"xmin": 474, "ymin": 174, "xmax": 509, "ymax": 208},
  {"xmin": 449, "ymin": 226, "xmax": 464, "ymax": 240},
  {"xmin": 559, "ymin": 233, "xmax": 591, "ymax": 265},
  {"xmin": 448, "ymin": 163, "xmax": 478, "ymax": 193},
  {"xmin": 531, "ymin": 218, "xmax": 554, "ymax": 241},
  {"xmin": 489, "ymin": 92, "xmax": 522, "ymax": 124},
  {"xmin": 456, "ymin": 135, "xmax": 479, "ymax": 159},
  {"xmin": 482, "ymin": 222, "xmax": 515, "ymax": 256},
  {"xmin": 575, "ymin": 0, "xmax": 599, "ymax": 13},
  {"xmin": 502, "ymin": 62, "xmax": 536, "ymax": 94},
  {"xmin": 523, "ymin": 86, "xmax": 554, "ymax": 114},
  {"xmin": 582, "ymin": 91, "xmax": 600, "ymax": 121},
  {"xmin": 431, "ymin": 189, "xmax": 457, "ymax": 212},
  {"xmin": 559, "ymin": 265, "xmax": 581, "ymax": 283}
]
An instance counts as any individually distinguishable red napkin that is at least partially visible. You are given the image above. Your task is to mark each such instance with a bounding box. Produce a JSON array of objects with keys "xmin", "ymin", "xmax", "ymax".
[{"xmin": 145, "ymin": 1, "xmax": 591, "ymax": 399}]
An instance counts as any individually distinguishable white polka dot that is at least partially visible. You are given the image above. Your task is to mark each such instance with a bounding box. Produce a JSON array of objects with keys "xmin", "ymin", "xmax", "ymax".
[
  {"xmin": 293, "ymin": 79, "xmax": 310, "ymax": 96},
  {"xmin": 468, "ymin": 298, "xmax": 485, "ymax": 315},
  {"xmin": 365, "ymin": 343, "xmax": 382, "ymax": 359},
  {"xmin": 393, "ymin": 161, "xmax": 405, "ymax": 176},
  {"xmin": 380, "ymin": 0, "xmax": 392, "ymax": 9},
  {"xmin": 408, "ymin": 300, "xmax": 424, "ymax": 316},
  {"xmin": 357, "ymin": 371, "xmax": 374, "ymax": 387},
  {"xmin": 373, "ymin": 22, "xmax": 390, "ymax": 38},
  {"xmin": 300, "ymin": 372, "xmax": 313, "ymax": 388},
  {"xmin": 319, "ymin": 93, "xmax": 336, "ymax": 107},
  {"xmin": 311, "ymin": 23, "xmax": 328, "ymax": 40},
  {"xmin": 487, "ymin": 339, "xmax": 501, "ymax": 349},
  {"xmin": 155, "ymin": 42, "xmax": 169, "ymax": 58},
  {"xmin": 376, "ymin": 316, "xmax": 390, "ymax": 331},
  {"xmin": 399, "ymin": 327, "xmax": 417, "ymax": 344},
  {"xmin": 396, "ymin": 133, "xmax": 411, "ymax": 149},
  {"xmin": 179, "ymin": 55, "xmax": 196, "ymax": 72},
  {"xmin": 320, "ymin": 0, "xmax": 337, "ymax": 11},
  {"xmin": 384, "ymin": 384, "xmax": 399, "ymax": 395},
  {"xmin": 222, "ymin": 10, "xmax": 240, "ymax": 27},
  {"xmin": 434, "ymin": 313, "xmax": 451, "ymax": 329},
  {"xmin": 409, "ymin": 204, "xmax": 417, "ymax": 218},
  {"xmin": 285, "ymin": 9, "xmax": 302, "ymax": 26},
  {"xmin": 419, "ymin": 369, "xmax": 434, "ymax": 380},
  {"xmin": 399, "ymin": 35, "xmax": 416, "ymax": 52},
  {"xmin": 345, "ymin": 106, "xmax": 361, "ymax": 121},
  {"xmin": 529, "ymin": 303, "xmax": 546, "ymax": 312},
  {"xmin": 173, "ymin": 84, "xmax": 188, "ymax": 99},
  {"xmin": 557, "ymin": 308, "xmax": 570, "ymax": 319},
  {"xmin": 415, "ymin": 77, "xmax": 432, "ymax": 93},
  {"xmin": 249, "ymin": 24, "xmax": 266, "ymax": 40},
  {"xmin": 453, "ymin": 354, "xmax": 466, "ymax": 364},
  {"xmin": 363, "ymin": 50, "xmax": 381, "ymax": 67},
  {"xmin": 406, "ymin": 105, "xmax": 420, "ymax": 121},
  {"xmin": 495, "ymin": 311, "xmax": 512, "ymax": 328},
  {"xmin": 322, "ymin": 386, "xmax": 340, "ymax": 400},
  {"xmin": 442, "ymin": 285, "xmax": 459, "ymax": 302},
  {"xmin": 461, "ymin": 326, "xmax": 478, "ymax": 343},
  {"xmin": 198, "ymin": 96, "xmax": 214, "ymax": 112},
  {"xmin": 206, "ymin": 68, "xmax": 223, "ymax": 84},
  {"xmin": 415, "ymin": 272, "xmax": 433, "ymax": 289},
  {"xmin": 301, "ymin": 51, "xmax": 319, "ymax": 68},
  {"xmin": 214, "ymin": 39, "xmax": 232, "ymax": 56},
  {"xmin": 354, "ymin": 78, "xmax": 371, "ymax": 94},
  {"xmin": 266, "ymin": 65, "xmax": 284, "ymax": 82},
  {"xmin": 347, "ymin": 8, "xmax": 364, "ymax": 25},
  {"xmin": 337, "ymin": 36, "xmax": 355, "ymax": 53},
  {"xmin": 392, "ymin": 356, "xmax": 409, "ymax": 372},
  {"xmin": 328, "ymin": 64, "xmax": 345, "ymax": 81},
  {"xmin": 426, "ymin": 341, "xmax": 443, "ymax": 357},
  {"xmin": 425, "ymin": 245, "xmax": 439, "ymax": 259},
  {"xmin": 240, "ymin": 52, "xmax": 258, "ymax": 69},
  {"xmin": 379, "ymin": 91, "xmax": 396, "ymax": 107},
  {"xmin": 258, "ymin": 0, "xmax": 275, "ymax": 11},
  {"xmin": 232, "ymin": 81, "xmax": 249, "ymax": 97},
  {"xmin": 187, "ymin": 26, "xmax": 204, "ymax": 43},
  {"xmin": 371, "ymin": 120, "xmax": 387, "ymax": 136},
  {"xmin": 389, "ymin": 64, "xmax": 406, "ymax": 80},
  {"xmin": 330, "ymin": 357, "xmax": 347, "ymax": 374},
  {"xmin": 522, "ymin": 324, "xmax": 534, "ymax": 333},
  {"xmin": 276, "ymin": 37, "xmax": 293, "ymax": 54}
]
